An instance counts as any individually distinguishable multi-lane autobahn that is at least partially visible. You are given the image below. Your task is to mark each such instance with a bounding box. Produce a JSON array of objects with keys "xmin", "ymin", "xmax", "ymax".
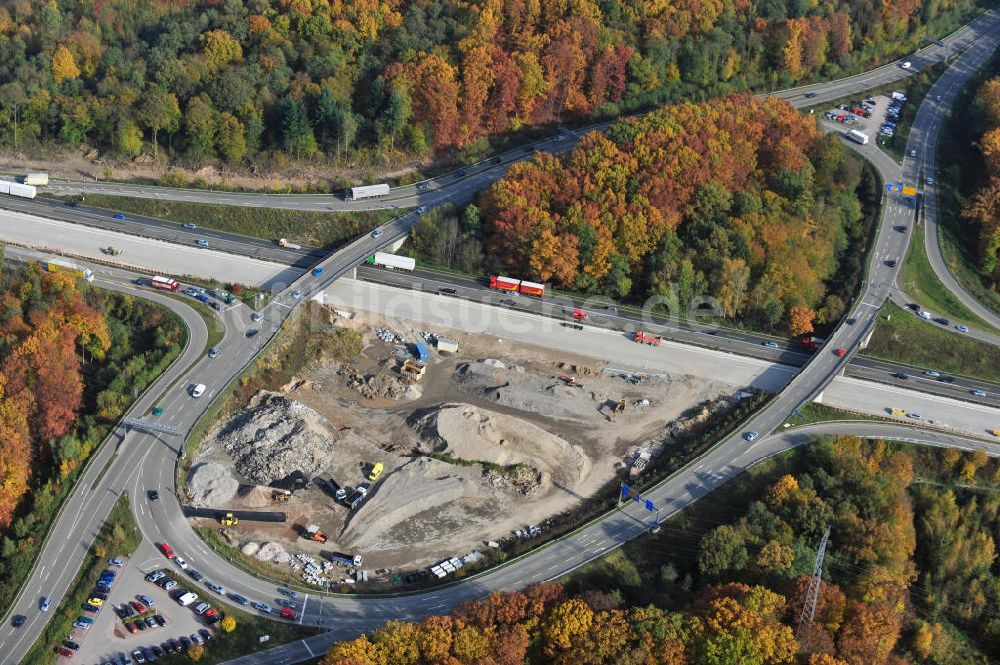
[{"xmin": 2, "ymin": 9, "xmax": 1000, "ymax": 665}]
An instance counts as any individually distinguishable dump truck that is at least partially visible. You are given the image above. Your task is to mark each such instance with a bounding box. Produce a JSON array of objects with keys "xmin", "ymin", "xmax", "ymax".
[
  {"xmin": 302, "ymin": 524, "xmax": 328, "ymax": 543},
  {"xmin": 634, "ymin": 331, "xmax": 661, "ymax": 346},
  {"xmin": 278, "ymin": 238, "xmax": 302, "ymax": 249},
  {"xmin": 327, "ymin": 552, "xmax": 363, "ymax": 567}
]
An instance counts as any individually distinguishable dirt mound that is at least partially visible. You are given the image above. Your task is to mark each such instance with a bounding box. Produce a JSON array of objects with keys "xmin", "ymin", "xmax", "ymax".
[
  {"xmin": 343, "ymin": 367, "xmax": 407, "ymax": 400},
  {"xmin": 212, "ymin": 392, "xmax": 338, "ymax": 484},
  {"xmin": 187, "ymin": 462, "xmax": 239, "ymax": 506},
  {"xmin": 339, "ymin": 457, "xmax": 487, "ymax": 551},
  {"xmin": 456, "ymin": 361, "xmax": 603, "ymax": 421},
  {"xmin": 428, "ymin": 404, "xmax": 592, "ymax": 487}
]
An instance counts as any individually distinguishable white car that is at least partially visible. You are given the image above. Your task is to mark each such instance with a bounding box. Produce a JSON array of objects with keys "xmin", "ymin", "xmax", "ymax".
[
  {"xmin": 901, "ymin": 61, "xmax": 912, "ymax": 69},
  {"xmin": 290, "ymin": 290, "xmax": 304, "ymax": 299},
  {"xmin": 956, "ymin": 325, "xmax": 970, "ymax": 333},
  {"xmin": 910, "ymin": 149, "xmax": 917, "ymax": 157},
  {"xmin": 924, "ymin": 370, "xmax": 941, "ymax": 378},
  {"xmin": 743, "ymin": 431, "xmax": 759, "ymax": 442},
  {"xmin": 972, "ymin": 389, "xmax": 988, "ymax": 398},
  {"xmin": 174, "ymin": 556, "xmax": 189, "ymax": 570},
  {"xmin": 250, "ymin": 312, "xmax": 263, "ymax": 322},
  {"xmin": 191, "ymin": 384, "xmax": 206, "ymax": 398},
  {"xmin": 926, "ymin": 177, "xmax": 934, "ymax": 185},
  {"xmin": 907, "ymin": 412, "xmax": 921, "ymax": 419},
  {"xmin": 371, "ymin": 229, "xmax": 383, "ymax": 239},
  {"xmin": 918, "ymin": 311, "xmax": 932, "ymax": 320}
]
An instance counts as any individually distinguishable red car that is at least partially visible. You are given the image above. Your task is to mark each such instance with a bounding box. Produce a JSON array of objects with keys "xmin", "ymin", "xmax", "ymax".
[
  {"xmin": 834, "ymin": 348, "xmax": 846, "ymax": 357},
  {"xmin": 204, "ymin": 608, "xmax": 219, "ymax": 619},
  {"xmin": 126, "ymin": 622, "xmax": 138, "ymax": 634},
  {"xmin": 158, "ymin": 543, "xmax": 175, "ymax": 559},
  {"xmin": 279, "ymin": 606, "xmax": 299, "ymax": 620},
  {"xmin": 54, "ymin": 647, "xmax": 74, "ymax": 658},
  {"xmin": 130, "ymin": 601, "xmax": 147, "ymax": 614}
]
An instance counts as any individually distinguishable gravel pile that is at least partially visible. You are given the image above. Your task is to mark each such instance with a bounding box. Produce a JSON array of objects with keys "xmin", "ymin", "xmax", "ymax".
[
  {"xmin": 456, "ymin": 360, "xmax": 602, "ymax": 421},
  {"xmin": 187, "ymin": 462, "xmax": 239, "ymax": 506},
  {"xmin": 213, "ymin": 392, "xmax": 337, "ymax": 485}
]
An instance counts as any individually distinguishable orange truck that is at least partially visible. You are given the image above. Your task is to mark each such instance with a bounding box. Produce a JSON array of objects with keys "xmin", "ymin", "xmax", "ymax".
[
  {"xmin": 634, "ymin": 331, "xmax": 662, "ymax": 346},
  {"xmin": 489, "ymin": 275, "xmax": 546, "ymax": 297}
]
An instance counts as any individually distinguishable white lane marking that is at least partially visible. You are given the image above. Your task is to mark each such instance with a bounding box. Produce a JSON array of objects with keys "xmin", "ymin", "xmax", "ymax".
[{"xmin": 302, "ymin": 640, "xmax": 315, "ymax": 657}]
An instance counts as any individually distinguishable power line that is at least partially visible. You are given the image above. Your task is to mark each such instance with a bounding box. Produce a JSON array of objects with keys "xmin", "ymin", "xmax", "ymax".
[{"xmin": 797, "ymin": 526, "xmax": 831, "ymax": 637}]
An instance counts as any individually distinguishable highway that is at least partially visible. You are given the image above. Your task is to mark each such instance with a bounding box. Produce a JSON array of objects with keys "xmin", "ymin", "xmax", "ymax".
[{"xmin": 1, "ymin": 9, "xmax": 999, "ymax": 665}]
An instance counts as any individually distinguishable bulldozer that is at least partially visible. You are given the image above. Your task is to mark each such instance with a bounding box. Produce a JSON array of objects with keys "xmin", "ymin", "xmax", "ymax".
[
  {"xmin": 302, "ymin": 524, "xmax": 328, "ymax": 543},
  {"xmin": 219, "ymin": 512, "xmax": 238, "ymax": 526}
]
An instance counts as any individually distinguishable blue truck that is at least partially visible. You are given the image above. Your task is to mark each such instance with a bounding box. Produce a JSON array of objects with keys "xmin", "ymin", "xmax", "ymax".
[{"xmin": 414, "ymin": 341, "xmax": 429, "ymax": 362}]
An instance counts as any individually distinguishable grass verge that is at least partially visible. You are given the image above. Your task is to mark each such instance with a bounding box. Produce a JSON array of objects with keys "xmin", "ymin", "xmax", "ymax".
[
  {"xmin": 21, "ymin": 494, "xmax": 142, "ymax": 665},
  {"xmin": 784, "ymin": 402, "xmax": 890, "ymax": 426},
  {"xmin": 898, "ymin": 223, "xmax": 997, "ymax": 330},
  {"xmin": 76, "ymin": 194, "xmax": 399, "ymax": 250},
  {"xmin": 862, "ymin": 302, "xmax": 1000, "ymax": 382}
]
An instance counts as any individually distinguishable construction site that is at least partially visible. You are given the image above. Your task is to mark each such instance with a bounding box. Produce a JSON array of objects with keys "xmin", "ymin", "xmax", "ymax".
[{"xmin": 188, "ymin": 307, "xmax": 750, "ymax": 588}]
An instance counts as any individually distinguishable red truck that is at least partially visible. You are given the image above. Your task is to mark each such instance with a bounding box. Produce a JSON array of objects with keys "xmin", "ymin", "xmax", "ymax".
[
  {"xmin": 634, "ymin": 331, "xmax": 662, "ymax": 346},
  {"xmin": 802, "ymin": 336, "xmax": 826, "ymax": 350},
  {"xmin": 489, "ymin": 275, "xmax": 546, "ymax": 297},
  {"xmin": 572, "ymin": 309, "xmax": 588, "ymax": 321}
]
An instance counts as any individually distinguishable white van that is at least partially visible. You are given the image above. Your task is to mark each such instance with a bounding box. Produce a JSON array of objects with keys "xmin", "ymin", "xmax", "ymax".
[
  {"xmin": 177, "ymin": 592, "xmax": 198, "ymax": 607},
  {"xmin": 191, "ymin": 384, "xmax": 206, "ymax": 398}
]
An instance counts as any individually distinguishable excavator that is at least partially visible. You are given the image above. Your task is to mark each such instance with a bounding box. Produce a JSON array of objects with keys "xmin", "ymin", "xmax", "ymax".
[{"xmin": 302, "ymin": 524, "xmax": 328, "ymax": 543}]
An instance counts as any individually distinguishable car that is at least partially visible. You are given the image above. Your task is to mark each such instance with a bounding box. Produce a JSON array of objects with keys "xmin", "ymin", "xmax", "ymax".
[
  {"xmin": 76, "ymin": 615, "xmax": 93, "ymax": 625},
  {"xmin": 206, "ymin": 582, "xmax": 224, "ymax": 594},
  {"xmin": 183, "ymin": 223, "xmax": 198, "ymax": 229},
  {"xmin": 151, "ymin": 645, "xmax": 164, "ymax": 658},
  {"xmin": 208, "ymin": 347, "xmax": 220, "ymax": 358},
  {"xmin": 130, "ymin": 601, "xmax": 146, "ymax": 613},
  {"xmin": 276, "ymin": 598, "xmax": 296, "ymax": 608},
  {"xmin": 455, "ymin": 170, "xmax": 468, "ymax": 177},
  {"xmin": 894, "ymin": 225, "xmax": 907, "ymax": 232},
  {"xmin": 195, "ymin": 293, "xmax": 210, "ymax": 303},
  {"xmin": 134, "ymin": 618, "xmax": 147, "ymax": 631},
  {"xmin": 280, "ymin": 606, "xmax": 299, "ymax": 620},
  {"xmin": 416, "ymin": 182, "xmax": 430, "ymax": 190},
  {"xmin": 278, "ymin": 587, "xmax": 298, "ymax": 598},
  {"xmin": 901, "ymin": 61, "xmax": 912, "ymax": 69},
  {"xmin": 884, "ymin": 259, "xmax": 897, "ymax": 268},
  {"xmin": 846, "ymin": 318, "xmax": 856, "ymax": 325},
  {"xmin": 92, "ymin": 591, "xmax": 108, "ymax": 601},
  {"xmin": 491, "ymin": 156, "xmax": 502, "ymax": 164},
  {"xmin": 190, "ymin": 384, "xmax": 205, "ymax": 398},
  {"xmin": 205, "ymin": 607, "xmax": 220, "ymax": 619},
  {"xmin": 64, "ymin": 641, "xmax": 80, "ymax": 651},
  {"xmin": 744, "ymin": 432, "xmax": 759, "ymax": 442},
  {"xmin": 137, "ymin": 595, "xmax": 154, "ymax": 607},
  {"xmin": 12, "ymin": 615, "xmax": 26, "ymax": 627},
  {"xmin": 114, "ymin": 213, "xmax": 127, "ymax": 220},
  {"xmin": 206, "ymin": 613, "xmax": 223, "ymax": 625},
  {"xmin": 416, "ymin": 206, "xmax": 427, "ymax": 214},
  {"xmin": 126, "ymin": 622, "xmax": 138, "ymax": 634},
  {"xmin": 935, "ymin": 94, "xmax": 942, "ymax": 101},
  {"xmin": 120, "ymin": 603, "xmax": 134, "ymax": 617},
  {"xmin": 66, "ymin": 200, "xmax": 79, "ymax": 207},
  {"xmin": 167, "ymin": 639, "xmax": 182, "ymax": 653},
  {"xmin": 938, "ymin": 376, "xmax": 955, "ymax": 384},
  {"xmin": 54, "ymin": 646, "xmax": 74, "ymax": 657},
  {"xmin": 907, "ymin": 412, "xmax": 922, "ymax": 419},
  {"xmin": 804, "ymin": 92, "xmax": 817, "ymax": 98},
  {"xmin": 246, "ymin": 329, "xmax": 259, "ymax": 338},
  {"xmin": 72, "ymin": 621, "xmax": 90, "ymax": 630},
  {"xmin": 834, "ymin": 348, "xmax": 846, "ymax": 357},
  {"xmin": 229, "ymin": 593, "xmax": 249, "ymax": 606},
  {"xmin": 191, "ymin": 633, "xmax": 204, "ymax": 646},
  {"xmin": 933, "ymin": 317, "xmax": 950, "ymax": 326},
  {"xmin": 310, "ymin": 266, "xmax": 325, "ymax": 277},
  {"xmin": 87, "ymin": 597, "xmax": 104, "ymax": 607},
  {"xmin": 910, "ymin": 149, "xmax": 917, "ymax": 157},
  {"xmin": 81, "ymin": 603, "xmax": 100, "ymax": 613},
  {"xmin": 179, "ymin": 636, "xmax": 192, "ymax": 650},
  {"xmin": 195, "ymin": 239, "xmax": 209, "ymax": 247},
  {"xmin": 187, "ymin": 569, "xmax": 204, "ymax": 582},
  {"xmin": 925, "ymin": 370, "xmax": 941, "ymax": 377},
  {"xmin": 173, "ymin": 555, "xmax": 188, "ymax": 569},
  {"xmin": 40, "ymin": 596, "xmax": 51, "ymax": 612},
  {"xmin": 132, "ymin": 649, "xmax": 146, "ymax": 664},
  {"xmin": 110, "ymin": 557, "xmax": 125, "ymax": 567},
  {"xmin": 438, "ymin": 287, "xmax": 458, "ymax": 295},
  {"xmin": 763, "ymin": 341, "xmax": 780, "ymax": 349},
  {"xmin": 252, "ymin": 602, "xmax": 272, "ymax": 613},
  {"xmin": 198, "ymin": 628, "xmax": 213, "ymax": 642},
  {"xmin": 371, "ymin": 229, "xmax": 383, "ymax": 239},
  {"xmin": 162, "ymin": 580, "xmax": 177, "ymax": 591},
  {"xmin": 194, "ymin": 602, "xmax": 211, "ymax": 615},
  {"xmin": 290, "ymin": 290, "xmax": 304, "ymax": 299},
  {"xmin": 918, "ymin": 311, "xmax": 932, "ymax": 320},
  {"xmin": 250, "ymin": 312, "xmax": 263, "ymax": 322},
  {"xmin": 926, "ymin": 177, "xmax": 934, "ymax": 185},
  {"xmin": 956, "ymin": 325, "xmax": 970, "ymax": 333},
  {"xmin": 182, "ymin": 288, "xmax": 197, "ymax": 296},
  {"xmin": 151, "ymin": 406, "xmax": 164, "ymax": 416},
  {"xmin": 972, "ymin": 389, "xmax": 988, "ymax": 397}
]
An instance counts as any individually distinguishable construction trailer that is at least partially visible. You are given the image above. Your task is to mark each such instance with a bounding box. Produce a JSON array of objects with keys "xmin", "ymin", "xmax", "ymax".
[{"xmin": 436, "ymin": 337, "xmax": 459, "ymax": 353}]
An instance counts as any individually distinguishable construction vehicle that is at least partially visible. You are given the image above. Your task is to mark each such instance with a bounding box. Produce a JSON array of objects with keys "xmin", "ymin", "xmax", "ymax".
[
  {"xmin": 634, "ymin": 331, "xmax": 661, "ymax": 346},
  {"xmin": 272, "ymin": 489, "xmax": 291, "ymax": 503},
  {"xmin": 327, "ymin": 552, "xmax": 363, "ymax": 567},
  {"xmin": 890, "ymin": 408, "xmax": 906, "ymax": 417},
  {"xmin": 612, "ymin": 399, "xmax": 626, "ymax": 420},
  {"xmin": 102, "ymin": 246, "xmax": 122, "ymax": 256},
  {"xmin": 368, "ymin": 463, "xmax": 384, "ymax": 481},
  {"xmin": 557, "ymin": 375, "xmax": 577, "ymax": 385},
  {"xmin": 992, "ymin": 429, "xmax": 1000, "ymax": 437},
  {"xmin": 219, "ymin": 512, "xmax": 238, "ymax": 526},
  {"xmin": 302, "ymin": 524, "xmax": 328, "ymax": 543}
]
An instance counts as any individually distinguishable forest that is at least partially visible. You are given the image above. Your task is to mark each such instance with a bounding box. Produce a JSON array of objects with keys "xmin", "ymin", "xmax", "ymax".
[
  {"xmin": 0, "ymin": 0, "xmax": 980, "ymax": 166},
  {"xmin": 0, "ymin": 261, "xmax": 186, "ymax": 614},
  {"xmin": 318, "ymin": 436, "xmax": 1000, "ymax": 664},
  {"xmin": 961, "ymin": 74, "xmax": 1000, "ymax": 289},
  {"xmin": 413, "ymin": 94, "xmax": 870, "ymax": 334}
]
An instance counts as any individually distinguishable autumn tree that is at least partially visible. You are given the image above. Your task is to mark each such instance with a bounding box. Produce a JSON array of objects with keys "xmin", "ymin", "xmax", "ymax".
[
  {"xmin": 789, "ymin": 306, "xmax": 816, "ymax": 336},
  {"xmin": 137, "ymin": 87, "xmax": 181, "ymax": 157},
  {"xmin": 51, "ymin": 45, "xmax": 80, "ymax": 82}
]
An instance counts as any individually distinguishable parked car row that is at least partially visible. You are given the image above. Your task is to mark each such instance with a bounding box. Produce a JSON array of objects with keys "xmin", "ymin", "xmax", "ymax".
[{"xmin": 879, "ymin": 95, "xmax": 906, "ymax": 138}]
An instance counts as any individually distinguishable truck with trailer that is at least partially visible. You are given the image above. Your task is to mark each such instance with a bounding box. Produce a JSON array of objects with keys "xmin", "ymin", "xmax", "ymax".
[
  {"xmin": 46, "ymin": 259, "xmax": 94, "ymax": 282},
  {"xmin": 367, "ymin": 252, "xmax": 416, "ymax": 271},
  {"xmin": 327, "ymin": 552, "xmax": 363, "ymax": 567},
  {"xmin": 150, "ymin": 276, "xmax": 180, "ymax": 292},
  {"xmin": 277, "ymin": 238, "xmax": 302, "ymax": 249},
  {"xmin": 845, "ymin": 129, "xmax": 869, "ymax": 145},
  {"xmin": 22, "ymin": 173, "xmax": 49, "ymax": 186},
  {"xmin": 633, "ymin": 331, "xmax": 662, "ymax": 346},
  {"xmin": 345, "ymin": 184, "xmax": 390, "ymax": 201},
  {"xmin": 488, "ymin": 275, "xmax": 546, "ymax": 297},
  {"xmin": 0, "ymin": 181, "xmax": 37, "ymax": 199}
]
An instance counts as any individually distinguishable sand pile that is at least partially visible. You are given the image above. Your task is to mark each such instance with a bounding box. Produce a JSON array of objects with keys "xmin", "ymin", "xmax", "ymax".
[
  {"xmin": 339, "ymin": 457, "xmax": 485, "ymax": 550},
  {"xmin": 433, "ymin": 404, "xmax": 592, "ymax": 486},
  {"xmin": 187, "ymin": 462, "xmax": 239, "ymax": 506},
  {"xmin": 456, "ymin": 361, "xmax": 602, "ymax": 421},
  {"xmin": 212, "ymin": 392, "xmax": 337, "ymax": 484}
]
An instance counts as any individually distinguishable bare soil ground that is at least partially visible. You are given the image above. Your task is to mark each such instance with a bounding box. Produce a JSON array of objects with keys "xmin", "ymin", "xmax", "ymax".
[{"xmin": 192, "ymin": 308, "xmax": 739, "ymax": 576}]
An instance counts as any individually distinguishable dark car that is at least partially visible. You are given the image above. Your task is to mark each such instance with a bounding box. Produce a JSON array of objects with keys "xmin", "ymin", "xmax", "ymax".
[
  {"xmin": 229, "ymin": 593, "xmax": 249, "ymax": 606},
  {"xmin": 893, "ymin": 372, "xmax": 910, "ymax": 380},
  {"xmin": 153, "ymin": 614, "xmax": 166, "ymax": 627},
  {"xmin": 133, "ymin": 619, "xmax": 146, "ymax": 631},
  {"xmin": 937, "ymin": 376, "xmax": 956, "ymax": 384},
  {"xmin": 491, "ymin": 156, "xmax": 502, "ymax": 164},
  {"xmin": 151, "ymin": 645, "xmax": 164, "ymax": 658},
  {"xmin": 416, "ymin": 182, "xmax": 429, "ymax": 191},
  {"xmin": 884, "ymin": 259, "xmax": 897, "ymax": 267},
  {"xmin": 438, "ymin": 287, "xmax": 458, "ymax": 295},
  {"xmin": 454, "ymin": 170, "xmax": 467, "ymax": 178},
  {"xmin": 198, "ymin": 628, "xmax": 213, "ymax": 642},
  {"xmin": 207, "ymin": 613, "xmax": 223, "ymax": 625},
  {"xmin": 66, "ymin": 200, "xmax": 79, "ymax": 207},
  {"xmin": 179, "ymin": 636, "xmax": 192, "ymax": 650},
  {"xmin": 12, "ymin": 615, "xmax": 26, "ymax": 627},
  {"xmin": 907, "ymin": 303, "xmax": 920, "ymax": 311},
  {"xmin": 894, "ymin": 225, "xmax": 908, "ymax": 232},
  {"xmin": 63, "ymin": 641, "xmax": 80, "ymax": 651},
  {"xmin": 276, "ymin": 598, "xmax": 296, "ymax": 608},
  {"xmin": 804, "ymin": 92, "xmax": 817, "ymax": 98},
  {"xmin": 187, "ymin": 569, "xmax": 204, "ymax": 582},
  {"xmin": 246, "ymin": 329, "xmax": 259, "ymax": 338},
  {"xmin": 933, "ymin": 317, "xmax": 950, "ymax": 326},
  {"xmin": 81, "ymin": 603, "xmax": 100, "ymax": 613}
]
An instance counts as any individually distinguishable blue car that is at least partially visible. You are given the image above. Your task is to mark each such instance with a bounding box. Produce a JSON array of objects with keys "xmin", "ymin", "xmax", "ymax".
[
  {"xmin": 195, "ymin": 294, "xmax": 210, "ymax": 304},
  {"xmin": 114, "ymin": 213, "xmax": 126, "ymax": 220},
  {"xmin": 228, "ymin": 593, "xmax": 249, "ymax": 606},
  {"xmin": 311, "ymin": 267, "xmax": 324, "ymax": 277}
]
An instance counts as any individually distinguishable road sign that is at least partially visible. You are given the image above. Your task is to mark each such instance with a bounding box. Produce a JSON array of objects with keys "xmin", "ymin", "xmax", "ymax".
[
  {"xmin": 901, "ymin": 186, "xmax": 917, "ymax": 197},
  {"xmin": 885, "ymin": 184, "xmax": 901, "ymax": 193}
]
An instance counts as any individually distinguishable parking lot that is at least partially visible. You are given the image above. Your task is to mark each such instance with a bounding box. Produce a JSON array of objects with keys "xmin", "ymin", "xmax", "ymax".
[
  {"xmin": 66, "ymin": 543, "xmax": 218, "ymax": 664},
  {"xmin": 820, "ymin": 93, "xmax": 902, "ymax": 142}
]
